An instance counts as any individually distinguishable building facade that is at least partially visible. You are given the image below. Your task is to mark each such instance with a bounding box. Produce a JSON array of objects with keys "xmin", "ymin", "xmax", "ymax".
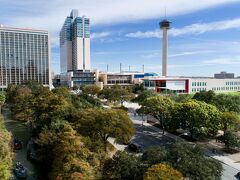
[
  {"xmin": 214, "ymin": 71, "xmax": 235, "ymax": 79},
  {"xmin": 143, "ymin": 77, "xmax": 240, "ymax": 94},
  {"xmin": 60, "ymin": 9, "xmax": 90, "ymax": 72},
  {"xmin": 0, "ymin": 26, "xmax": 51, "ymax": 90},
  {"xmin": 60, "ymin": 10, "xmax": 94, "ymax": 88},
  {"xmin": 97, "ymin": 72, "xmax": 158, "ymax": 89}
]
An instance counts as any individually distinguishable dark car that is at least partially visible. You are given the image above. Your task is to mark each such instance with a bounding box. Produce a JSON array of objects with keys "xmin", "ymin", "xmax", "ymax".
[
  {"xmin": 13, "ymin": 138, "xmax": 23, "ymax": 150},
  {"xmin": 235, "ymin": 172, "xmax": 240, "ymax": 179},
  {"xmin": 14, "ymin": 162, "xmax": 28, "ymax": 179},
  {"xmin": 128, "ymin": 143, "xmax": 142, "ymax": 153}
]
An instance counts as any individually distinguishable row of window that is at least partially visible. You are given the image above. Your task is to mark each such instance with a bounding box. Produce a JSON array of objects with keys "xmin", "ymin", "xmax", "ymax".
[
  {"xmin": 226, "ymin": 81, "xmax": 240, "ymax": 86},
  {"xmin": 192, "ymin": 82, "xmax": 207, "ymax": 87},
  {"xmin": 212, "ymin": 86, "xmax": 240, "ymax": 91},
  {"xmin": 192, "ymin": 88, "xmax": 207, "ymax": 92}
]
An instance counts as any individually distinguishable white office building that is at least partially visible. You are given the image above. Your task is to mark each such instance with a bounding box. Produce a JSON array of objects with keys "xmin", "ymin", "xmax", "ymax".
[
  {"xmin": 143, "ymin": 76, "xmax": 240, "ymax": 94},
  {"xmin": 0, "ymin": 26, "xmax": 51, "ymax": 90}
]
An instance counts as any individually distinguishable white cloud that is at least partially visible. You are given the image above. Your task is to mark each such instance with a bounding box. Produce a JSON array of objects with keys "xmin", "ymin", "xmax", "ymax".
[
  {"xmin": 1, "ymin": 1, "xmax": 237, "ymax": 40},
  {"xmin": 91, "ymin": 32, "xmax": 111, "ymax": 39},
  {"xmin": 170, "ymin": 18, "xmax": 240, "ymax": 36},
  {"xmin": 203, "ymin": 57, "xmax": 240, "ymax": 65},
  {"xmin": 126, "ymin": 30, "xmax": 161, "ymax": 38},
  {"xmin": 126, "ymin": 17, "xmax": 240, "ymax": 38},
  {"xmin": 169, "ymin": 50, "xmax": 214, "ymax": 57},
  {"xmin": 142, "ymin": 52, "xmax": 160, "ymax": 59}
]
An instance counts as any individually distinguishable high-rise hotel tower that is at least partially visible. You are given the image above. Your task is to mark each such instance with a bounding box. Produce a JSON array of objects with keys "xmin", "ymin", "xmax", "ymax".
[
  {"xmin": 0, "ymin": 26, "xmax": 51, "ymax": 90},
  {"xmin": 60, "ymin": 9, "xmax": 91, "ymax": 72},
  {"xmin": 60, "ymin": 10, "xmax": 95, "ymax": 87}
]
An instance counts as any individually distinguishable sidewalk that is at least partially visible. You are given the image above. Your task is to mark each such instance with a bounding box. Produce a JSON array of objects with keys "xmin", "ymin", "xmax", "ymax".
[{"xmin": 124, "ymin": 102, "xmax": 240, "ymax": 171}]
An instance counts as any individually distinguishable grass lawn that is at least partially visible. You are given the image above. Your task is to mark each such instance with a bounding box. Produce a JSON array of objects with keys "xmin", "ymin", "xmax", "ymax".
[{"xmin": 218, "ymin": 91, "xmax": 240, "ymax": 96}]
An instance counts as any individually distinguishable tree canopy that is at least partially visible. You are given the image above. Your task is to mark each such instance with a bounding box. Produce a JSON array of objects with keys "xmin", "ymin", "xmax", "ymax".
[
  {"xmin": 192, "ymin": 90, "xmax": 216, "ymax": 104},
  {"xmin": 167, "ymin": 142, "xmax": 222, "ymax": 179},
  {"xmin": 0, "ymin": 92, "xmax": 6, "ymax": 113},
  {"xmin": 99, "ymin": 85, "xmax": 134, "ymax": 105},
  {"xmin": 144, "ymin": 163, "xmax": 183, "ymax": 180},
  {"xmin": 172, "ymin": 100, "xmax": 221, "ymax": 138},
  {"xmin": 217, "ymin": 131, "xmax": 240, "ymax": 150},
  {"xmin": 72, "ymin": 108, "xmax": 135, "ymax": 151},
  {"xmin": 0, "ymin": 116, "xmax": 13, "ymax": 180},
  {"xmin": 132, "ymin": 90, "xmax": 158, "ymax": 103},
  {"xmin": 82, "ymin": 84, "xmax": 101, "ymax": 96},
  {"xmin": 221, "ymin": 111, "xmax": 240, "ymax": 134},
  {"xmin": 103, "ymin": 151, "xmax": 145, "ymax": 180},
  {"xmin": 138, "ymin": 95, "xmax": 174, "ymax": 134}
]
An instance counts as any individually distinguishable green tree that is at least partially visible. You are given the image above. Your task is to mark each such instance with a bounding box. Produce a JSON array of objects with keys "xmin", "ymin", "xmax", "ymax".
[
  {"xmin": 73, "ymin": 108, "xmax": 135, "ymax": 151},
  {"xmin": 31, "ymin": 90, "xmax": 71, "ymax": 133},
  {"xmin": 52, "ymin": 86, "xmax": 70, "ymax": 99},
  {"xmin": 217, "ymin": 131, "xmax": 240, "ymax": 150},
  {"xmin": 103, "ymin": 151, "xmax": 145, "ymax": 180},
  {"xmin": 50, "ymin": 124, "xmax": 98, "ymax": 180},
  {"xmin": 221, "ymin": 111, "xmax": 240, "ymax": 134},
  {"xmin": 138, "ymin": 96, "xmax": 174, "ymax": 134},
  {"xmin": 213, "ymin": 94, "xmax": 240, "ymax": 113},
  {"xmin": 142, "ymin": 146, "xmax": 167, "ymax": 166},
  {"xmin": 5, "ymin": 84, "xmax": 17, "ymax": 104},
  {"xmin": 0, "ymin": 116, "xmax": 13, "ymax": 180},
  {"xmin": 167, "ymin": 142, "xmax": 222, "ymax": 179},
  {"xmin": 132, "ymin": 83, "xmax": 145, "ymax": 94},
  {"xmin": 170, "ymin": 94, "xmax": 191, "ymax": 103},
  {"xmin": 13, "ymin": 87, "xmax": 33, "ymax": 121},
  {"xmin": 0, "ymin": 92, "xmax": 5, "ymax": 113},
  {"xmin": 24, "ymin": 81, "xmax": 47, "ymax": 95},
  {"xmin": 172, "ymin": 100, "xmax": 221, "ymax": 138},
  {"xmin": 192, "ymin": 90, "xmax": 216, "ymax": 104},
  {"xmin": 144, "ymin": 163, "xmax": 183, "ymax": 180},
  {"xmin": 99, "ymin": 86, "xmax": 134, "ymax": 105},
  {"xmin": 37, "ymin": 124, "xmax": 99, "ymax": 179},
  {"xmin": 132, "ymin": 90, "xmax": 158, "ymax": 104},
  {"xmin": 82, "ymin": 84, "xmax": 101, "ymax": 96}
]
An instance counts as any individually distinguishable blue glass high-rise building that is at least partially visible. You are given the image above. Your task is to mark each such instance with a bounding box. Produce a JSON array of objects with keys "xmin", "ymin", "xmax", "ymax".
[
  {"xmin": 60, "ymin": 10, "xmax": 95, "ymax": 88},
  {"xmin": 60, "ymin": 9, "xmax": 91, "ymax": 72}
]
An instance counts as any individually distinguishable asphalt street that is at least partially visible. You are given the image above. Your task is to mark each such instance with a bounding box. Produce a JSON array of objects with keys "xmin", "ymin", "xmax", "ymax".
[{"xmin": 129, "ymin": 114, "xmax": 239, "ymax": 180}]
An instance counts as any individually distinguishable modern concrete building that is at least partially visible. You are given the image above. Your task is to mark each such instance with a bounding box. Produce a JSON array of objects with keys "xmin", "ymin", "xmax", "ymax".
[
  {"xmin": 60, "ymin": 10, "xmax": 95, "ymax": 88},
  {"xmin": 143, "ymin": 76, "xmax": 240, "ymax": 94},
  {"xmin": 214, "ymin": 71, "xmax": 235, "ymax": 79},
  {"xmin": 98, "ymin": 71, "xmax": 158, "ymax": 89},
  {"xmin": 0, "ymin": 26, "xmax": 51, "ymax": 90},
  {"xmin": 159, "ymin": 19, "xmax": 171, "ymax": 77}
]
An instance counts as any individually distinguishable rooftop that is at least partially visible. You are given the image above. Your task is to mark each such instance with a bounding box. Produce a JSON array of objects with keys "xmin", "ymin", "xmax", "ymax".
[{"xmin": 0, "ymin": 25, "xmax": 48, "ymax": 33}]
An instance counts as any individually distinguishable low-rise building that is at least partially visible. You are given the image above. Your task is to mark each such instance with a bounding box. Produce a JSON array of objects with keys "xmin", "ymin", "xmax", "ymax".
[
  {"xmin": 61, "ymin": 70, "xmax": 96, "ymax": 88},
  {"xmin": 214, "ymin": 72, "xmax": 235, "ymax": 79},
  {"xmin": 98, "ymin": 72, "xmax": 158, "ymax": 88},
  {"xmin": 143, "ymin": 76, "xmax": 240, "ymax": 94}
]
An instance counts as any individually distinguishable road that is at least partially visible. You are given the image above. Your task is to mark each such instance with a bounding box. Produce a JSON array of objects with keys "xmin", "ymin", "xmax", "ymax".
[
  {"xmin": 2, "ymin": 108, "xmax": 43, "ymax": 180},
  {"xmin": 128, "ymin": 112, "xmax": 239, "ymax": 180},
  {"xmin": 131, "ymin": 123, "xmax": 174, "ymax": 150},
  {"xmin": 222, "ymin": 164, "xmax": 239, "ymax": 180}
]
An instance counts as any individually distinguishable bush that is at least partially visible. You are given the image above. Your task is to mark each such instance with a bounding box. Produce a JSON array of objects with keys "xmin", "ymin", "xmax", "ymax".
[{"xmin": 0, "ymin": 116, "xmax": 13, "ymax": 180}]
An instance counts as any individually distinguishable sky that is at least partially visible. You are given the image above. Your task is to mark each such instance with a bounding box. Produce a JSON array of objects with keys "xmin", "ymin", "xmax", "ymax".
[{"xmin": 1, "ymin": 0, "xmax": 240, "ymax": 77}]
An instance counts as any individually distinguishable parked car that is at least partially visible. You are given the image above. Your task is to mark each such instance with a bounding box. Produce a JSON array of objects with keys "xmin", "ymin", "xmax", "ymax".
[
  {"xmin": 235, "ymin": 172, "xmax": 240, "ymax": 179},
  {"xmin": 128, "ymin": 143, "xmax": 143, "ymax": 153},
  {"xmin": 13, "ymin": 138, "xmax": 23, "ymax": 150},
  {"xmin": 14, "ymin": 162, "xmax": 27, "ymax": 179}
]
